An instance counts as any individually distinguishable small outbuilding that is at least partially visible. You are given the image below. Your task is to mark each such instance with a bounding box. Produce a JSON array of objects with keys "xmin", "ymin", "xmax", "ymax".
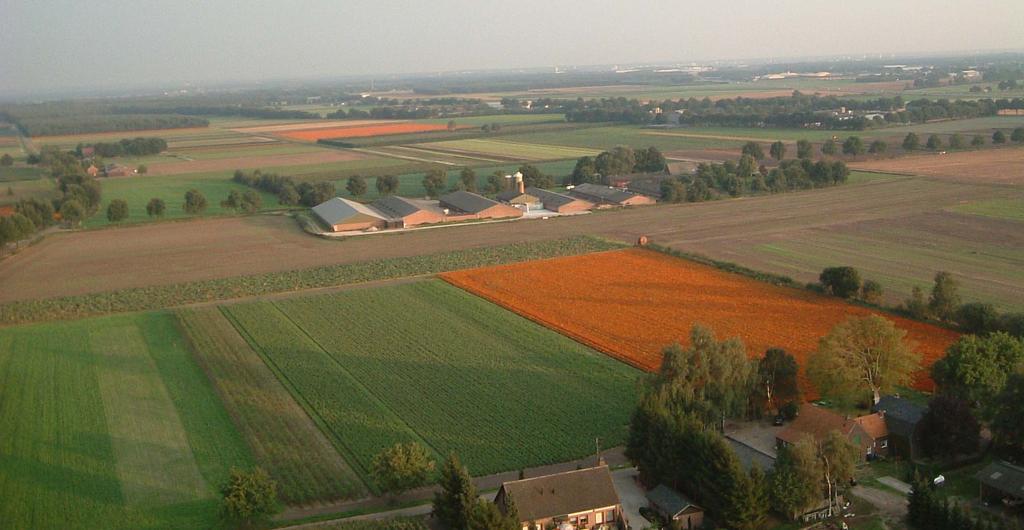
[
  {"xmin": 976, "ymin": 460, "xmax": 1024, "ymax": 508},
  {"xmin": 526, "ymin": 187, "xmax": 594, "ymax": 214},
  {"xmin": 439, "ymin": 190, "xmax": 523, "ymax": 220},
  {"xmin": 569, "ymin": 183, "xmax": 656, "ymax": 207},
  {"xmin": 494, "ymin": 465, "xmax": 624, "ymax": 530},
  {"xmin": 646, "ymin": 485, "xmax": 704, "ymax": 530},
  {"xmin": 312, "ymin": 197, "xmax": 388, "ymax": 232}
]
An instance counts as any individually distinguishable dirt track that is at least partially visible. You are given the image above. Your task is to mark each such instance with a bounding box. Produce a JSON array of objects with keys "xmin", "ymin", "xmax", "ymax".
[{"xmin": 1, "ymin": 176, "xmax": 1015, "ymax": 306}]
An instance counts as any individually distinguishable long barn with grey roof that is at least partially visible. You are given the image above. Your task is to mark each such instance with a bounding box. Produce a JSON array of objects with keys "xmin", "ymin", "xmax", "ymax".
[
  {"xmin": 439, "ymin": 190, "xmax": 522, "ymax": 220},
  {"xmin": 569, "ymin": 183, "xmax": 656, "ymax": 207},
  {"xmin": 526, "ymin": 187, "xmax": 594, "ymax": 213},
  {"xmin": 312, "ymin": 197, "xmax": 389, "ymax": 232},
  {"xmin": 371, "ymin": 195, "xmax": 446, "ymax": 228}
]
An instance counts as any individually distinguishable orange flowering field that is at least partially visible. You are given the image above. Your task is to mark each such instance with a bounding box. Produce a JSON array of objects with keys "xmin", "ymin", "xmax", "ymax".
[
  {"xmin": 441, "ymin": 248, "xmax": 959, "ymax": 393},
  {"xmin": 277, "ymin": 122, "xmax": 451, "ymax": 141}
]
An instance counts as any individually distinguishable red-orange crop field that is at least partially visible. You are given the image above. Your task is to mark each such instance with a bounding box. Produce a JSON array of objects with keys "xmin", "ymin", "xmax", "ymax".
[
  {"xmin": 441, "ymin": 248, "xmax": 959, "ymax": 394},
  {"xmin": 277, "ymin": 122, "xmax": 451, "ymax": 142}
]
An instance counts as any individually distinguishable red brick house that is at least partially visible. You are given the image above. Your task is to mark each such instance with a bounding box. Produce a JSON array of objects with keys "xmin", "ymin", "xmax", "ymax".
[
  {"xmin": 776, "ymin": 405, "xmax": 889, "ymax": 459},
  {"xmin": 495, "ymin": 465, "xmax": 624, "ymax": 530}
]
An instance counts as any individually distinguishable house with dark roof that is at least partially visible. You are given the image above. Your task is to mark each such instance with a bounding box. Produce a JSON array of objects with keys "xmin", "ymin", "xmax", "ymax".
[
  {"xmin": 312, "ymin": 197, "xmax": 389, "ymax": 232},
  {"xmin": 494, "ymin": 465, "xmax": 624, "ymax": 530},
  {"xmin": 776, "ymin": 405, "xmax": 888, "ymax": 460},
  {"xmin": 370, "ymin": 195, "xmax": 445, "ymax": 228},
  {"xmin": 569, "ymin": 183, "xmax": 656, "ymax": 207},
  {"xmin": 646, "ymin": 485, "xmax": 704, "ymax": 529},
  {"xmin": 526, "ymin": 187, "xmax": 594, "ymax": 214},
  {"xmin": 873, "ymin": 395, "xmax": 926, "ymax": 460},
  {"xmin": 976, "ymin": 460, "xmax": 1024, "ymax": 507},
  {"xmin": 439, "ymin": 190, "xmax": 522, "ymax": 220}
]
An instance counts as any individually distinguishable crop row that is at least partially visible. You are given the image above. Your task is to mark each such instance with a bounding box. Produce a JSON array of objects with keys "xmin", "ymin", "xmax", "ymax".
[{"xmin": 0, "ymin": 235, "xmax": 623, "ymax": 325}]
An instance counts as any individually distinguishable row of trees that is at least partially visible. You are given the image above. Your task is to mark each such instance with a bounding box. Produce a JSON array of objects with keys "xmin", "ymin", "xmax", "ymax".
[
  {"xmin": 231, "ymin": 169, "xmax": 335, "ymax": 207},
  {"xmin": 75, "ymin": 137, "xmax": 168, "ymax": 158},
  {"xmin": 661, "ymin": 156, "xmax": 849, "ymax": 203},
  {"xmin": 567, "ymin": 146, "xmax": 667, "ymax": 185},
  {"xmin": 11, "ymin": 113, "xmax": 207, "ymax": 137}
]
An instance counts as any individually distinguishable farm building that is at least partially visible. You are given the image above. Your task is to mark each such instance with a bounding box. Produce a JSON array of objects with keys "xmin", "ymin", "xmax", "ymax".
[
  {"xmin": 494, "ymin": 465, "xmax": 624, "ymax": 530},
  {"xmin": 312, "ymin": 197, "xmax": 388, "ymax": 232},
  {"xmin": 777, "ymin": 405, "xmax": 889, "ymax": 460},
  {"xmin": 496, "ymin": 188, "xmax": 540, "ymax": 208},
  {"xmin": 371, "ymin": 195, "xmax": 445, "ymax": 228},
  {"xmin": 976, "ymin": 461, "xmax": 1024, "ymax": 507},
  {"xmin": 439, "ymin": 190, "xmax": 522, "ymax": 220},
  {"xmin": 647, "ymin": 485, "xmax": 704, "ymax": 530},
  {"xmin": 103, "ymin": 163, "xmax": 135, "ymax": 177},
  {"xmin": 526, "ymin": 187, "xmax": 594, "ymax": 214},
  {"xmin": 569, "ymin": 183, "xmax": 656, "ymax": 207},
  {"xmin": 873, "ymin": 395, "xmax": 926, "ymax": 460}
]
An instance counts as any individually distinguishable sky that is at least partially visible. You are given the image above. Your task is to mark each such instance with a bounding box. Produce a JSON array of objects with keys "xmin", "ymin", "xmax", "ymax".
[{"xmin": 2, "ymin": 0, "xmax": 1024, "ymax": 96}]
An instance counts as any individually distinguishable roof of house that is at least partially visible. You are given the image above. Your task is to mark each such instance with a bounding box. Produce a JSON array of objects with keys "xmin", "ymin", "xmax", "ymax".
[
  {"xmin": 497, "ymin": 466, "xmax": 620, "ymax": 522},
  {"xmin": 777, "ymin": 405, "xmax": 852, "ymax": 445},
  {"xmin": 439, "ymin": 190, "xmax": 500, "ymax": 214},
  {"xmin": 495, "ymin": 189, "xmax": 537, "ymax": 203},
  {"xmin": 976, "ymin": 461, "xmax": 1024, "ymax": 498},
  {"xmin": 874, "ymin": 395, "xmax": 926, "ymax": 438},
  {"xmin": 371, "ymin": 195, "xmax": 423, "ymax": 219},
  {"xmin": 312, "ymin": 197, "xmax": 387, "ymax": 226},
  {"xmin": 853, "ymin": 412, "xmax": 889, "ymax": 440},
  {"xmin": 571, "ymin": 183, "xmax": 645, "ymax": 204},
  {"xmin": 726, "ymin": 438, "xmax": 776, "ymax": 472},
  {"xmin": 647, "ymin": 485, "xmax": 701, "ymax": 518},
  {"xmin": 526, "ymin": 187, "xmax": 582, "ymax": 209}
]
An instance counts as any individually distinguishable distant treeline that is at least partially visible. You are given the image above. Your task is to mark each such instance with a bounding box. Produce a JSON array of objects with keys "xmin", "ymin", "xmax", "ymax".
[
  {"xmin": 568, "ymin": 146, "xmax": 668, "ymax": 185},
  {"xmin": 659, "ymin": 157, "xmax": 850, "ymax": 203},
  {"xmin": 8, "ymin": 113, "xmax": 207, "ymax": 137},
  {"xmin": 112, "ymin": 105, "xmax": 321, "ymax": 120},
  {"xmin": 77, "ymin": 137, "xmax": 167, "ymax": 157}
]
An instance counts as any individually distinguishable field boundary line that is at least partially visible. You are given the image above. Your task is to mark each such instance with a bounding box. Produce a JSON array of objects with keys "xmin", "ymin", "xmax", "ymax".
[
  {"xmin": 352, "ymin": 147, "xmax": 457, "ymax": 166},
  {"xmin": 218, "ymin": 305, "xmax": 377, "ymax": 495},
  {"xmin": 267, "ymin": 300, "xmax": 444, "ymax": 460}
]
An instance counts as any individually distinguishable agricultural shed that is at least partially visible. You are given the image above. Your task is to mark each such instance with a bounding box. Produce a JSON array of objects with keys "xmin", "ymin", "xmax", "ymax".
[
  {"xmin": 647, "ymin": 485, "xmax": 704, "ymax": 530},
  {"xmin": 526, "ymin": 187, "xmax": 594, "ymax": 214},
  {"xmin": 494, "ymin": 465, "xmax": 624, "ymax": 530},
  {"xmin": 976, "ymin": 461, "xmax": 1024, "ymax": 505},
  {"xmin": 312, "ymin": 197, "xmax": 388, "ymax": 232},
  {"xmin": 439, "ymin": 190, "xmax": 522, "ymax": 220},
  {"xmin": 873, "ymin": 395, "xmax": 926, "ymax": 460},
  {"xmin": 495, "ymin": 188, "xmax": 540, "ymax": 207},
  {"xmin": 371, "ymin": 195, "xmax": 445, "ymax": 228},
  {"xmin": 569, "ymin": 183, "xmax": 656, "ymax": 207}
]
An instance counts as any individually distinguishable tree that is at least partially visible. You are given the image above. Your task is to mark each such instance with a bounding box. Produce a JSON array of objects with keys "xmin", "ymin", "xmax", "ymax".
[
  {"xmin": 819, "ymin": 266, "xmax": 861, "ymax": 298},
  {"xmin": 0, "ymin": 153, "xmax": 13, "ymax": 166},
  {"xmin": 59, "ymin": 199, "xmax": 85, "ymax": 226},
  {"xmin": 106, "ymin": 199, "xmax": 129, "ymax": 222},
  {"xmin": 240, "ymin": 190, "xmax": 261, "ymax": 214},
  {"xmin": 931, "ymin": 333, "xmax": 1024, "ymax": 414},
  {"xmin": 821, "ymin": 138, "xmax": 838, "ymax": 156},
  {"xmin": 433, "ymin": 453, "xmax": 478, "ymax": 530},
  {"xmin": 484, "ymin": 171, "xmax": 506, "ymax": 194},
  {"xmin": 1012, "ymin": 127, "xmax": 1024, "ymax": 143},
  {"xmin": 277, "ymin": 185, "xmax": 300, "ymax": 206},
  {"xmin": 447, "ymin": 120, "xmax": 457, "ymax": 132},
  {"xmin": 636, "ymin": 146, "xmax": 667, "ymax": 173},
  {"xmin": 136, "ymin": 164, "xmax": 148, "ymax": 175},
  {"xmin": 757, "ymin": 348, "xmax": 800, "ymax": 414},
  {"xmin": 842, "ymin": 136, "xmax": 864, "ymax": 157},
  {"xmin": 146, "ymin": 197, "xmax": 166, "ymax": 217},
  {"xmin": 990, "ymin": 372, "xmax": 1024, "ymax": 460},
  {"xmin": 220, "ymin": 467, "xmax": 278, "ymax": 528},
  {"xmin": 929, "ymin": 271, "xmax": 961, "ymax": 322},
  {"xmin": 570, "ymin": 156, "xmax": 598, "ymax": 185},
  {"xmin": 903, "ymin": 285, "xmax": 929, "ymax": 319},
  {"xmin": 926, "ymin": 134, "xmax": 943, "ymax": 150},
  {"xmin": 819, "ymin": 430, "xmax": 859, "ymax": 517},
  {"xmin": 467, "ymin": 499, "xmax": 518, "ymax": 530},
  {"xmin": 948, "ymin": 133, "xmax": 966, "ymax": 149},
  {"xmin": 458, "ymin": 167, "xmax": 477, "ymax": 192},
  {"xmin": 769, "ymin": 141, "xmax": 786, "ymax": 161},
  {"xmin": 808, "ymin": 315, "xmax": 921, "ymax": 404},
  {"xmin": 221, "ymin": 190, "xmax": 243, "ymax": 211},
  {"xmin": 376, "ymin": 175, "xmax": 400, "ymax": 196},
  {"xmin": 741, "ymin": 141, "xmax": 764, "ymax": 161},
  {"xmin": 993, "ymin": 130, "xmax": 1007, "ymax": 144},
  {"xmin": 346, "ymin": 175, "xmax": 367, "ymax": 198},
  {"xmin": 860, "ymin": 279, "xmax": 883, "ymax": 303},
  {"xmin": 518, "ymin": 164, "xmax": 551, "ymax": 188},
  {"xmin": 770, "ymin": 437, "xmax": 822, "ymax": 521},
  {"xmin": 796, "ymin": 139, "xmax": 813, "ymax": 159},
  {"xmin": 183, "ymin": 189, "xmax": 208, "ymax": 214},
  {"xmin": 971, "ymin": 134, "xmax": 986, "ymax": 147},
  {"xmin": 371, "ymin": 442, "xmax": 435, "ymax": 498},
  {"xmin": 868, "ymin": 140, "xmax": 888, "ymax": 154},
  {"xmin": 903, "ymin": 132, "xmax": 920, "ymax": 151},
  {"xmin": 422, "ymin": 168, "xmax": 448, "ymax": 198},
  {"xmin": 955, "ymin": 302, "xmax": 1001, "ymax": 334},
  {"xmin": 918, "ymin": 395, "xmax": 980, "ymax": 458}
]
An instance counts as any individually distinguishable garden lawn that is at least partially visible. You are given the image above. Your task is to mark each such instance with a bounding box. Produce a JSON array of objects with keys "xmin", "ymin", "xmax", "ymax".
[
  {"xmin": 223, "ymin": 280, "xmax": 639, "ymax": 484},
  {"xmin": 0, "ymin": 312, "xmax": 252, "ymax": 529}
]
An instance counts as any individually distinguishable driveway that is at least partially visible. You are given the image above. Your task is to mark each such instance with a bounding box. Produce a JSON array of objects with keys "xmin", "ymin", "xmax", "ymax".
[
  {"xmin": 612, "ymin": 468, "xmax": 650, "ymax": 530},
  {"xmin": 850, "ymin": 485, "xmax": 907, "ymax": 517}
]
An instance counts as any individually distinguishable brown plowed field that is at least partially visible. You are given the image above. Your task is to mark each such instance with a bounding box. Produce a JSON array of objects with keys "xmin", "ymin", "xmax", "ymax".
[
  {"xmin": 143, "ymin": 149, "xmax": 369, "ymax": 175},
  {"xmin": 230, "ymin": 120, "xmax": 396, "ymax": 133},
  {"xmin": 278, "ymin": 123, "xmax": 451, "ymax": 142},
  {"xmin": 851, "ymin": 147, "xmax": 1024, "ymax": 184},
  {"xmin": 441, "ymin": 249, "xmax": 959, "ymax": 393}
]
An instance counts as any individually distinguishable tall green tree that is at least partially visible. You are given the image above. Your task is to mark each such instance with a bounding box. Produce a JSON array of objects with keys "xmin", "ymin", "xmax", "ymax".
[
  {"xmin": 869, "ymin": 140, "xmax": 888, "ymax": 154},
  {"xmin": 433, "ymin": 454, "xmax": 478, "ymax": 530},
  {"xmin": 929, "ymin": 271, "xmax": 961, "ymax": 322},
  {"xmin": 770, "ymin": 437, "xmax": 822, "ymax": 521},
  {"xmin": 819, "ymin": 266, "xmax": 861, "ymax": 298},
  {"xmin": 220, "ymin": 467, "xmax": 279, "ymax": 529},
  {"xmin": 903, "ymin": 285, "xmax": 929, "ymax": 319},
  {"xmin": 221, "ymin": 190, "xmax": 243, "ymax": 211},
  {"xmin": 376, "ymin": 175, "xmax": 400, "ymax": 196},
  {"xmin": 821, "ymin": 138, "xmax": 838, "ymax": 156},
  {"xmin": 926, "ymin": 134, "xmax": 943, "ymax": 150},
  {"xmin": 807, "ymin": 315, "xmax": 921, "ymax": 404},
  {"xmin": 769, "ymin": 141, "xmax": 786, "ymax": 161},
  {"xmin": 371, "ymin": 442, "xmax": 435, "ymax": 498},
  {"xmin": 948, "ymin": 133, "xmax": 966, "ymax": 149},
  {"xmin": 422, "ymin": 168, "xmax": 448, "ymax": 198},
  {"xmin": 993, "ymin": 130, "xmax": 1007, "ymax": 144},
  {"xmin": 0, "ymin": 153, "xmax": 13, "ymax": 166},
  {"xmin": 971, "ymin": 134, "xmax": 985, "ymax": 147},
  {"xmin": 346, "ymin": 175, "xmax": 367, "ymax": 198},
  {"xmin": 467, "ymin": 499, "xmax": 518, "ymax": 530},
  {"xmin": 819, "ymin": 431, "xmax": 858, "ymax": 517},
  {"xmin": 795, "ymin": 139, "xmax": 813, "ymax": 159},
  {"xmin": 183, "ymin": 189, "xmax": 208, "ymax": 214},
  {"xmin": 903, "ymin": 132, "xmax": 920, "ymax": 151},
  {"xmin": 931, "ymin": 332, "xmax": 1024, "ymax": 415},
  {"xmin": 145, "ymin": 197, "xmax": 165, "ymax": 217},
  {"xmin": 106, "ymin": 199, "xmax": 129, "ymax": 222},
  {"xmin": 741, "ymin": 141, "xmax": 764, "ymax": 161},
  {"xmin": 842, "ymin": 136, "xmax": 864, "ymax": 157},
  {"xmin": 757, "ymin": 348, "xmax": 801, "ymax": 413},
  {"xmin": 990, "ymin": 372, "xmax": 1024, "ymax": 460},
  {"xmin": 918, "ymin": 395, "xmax": 980, "ymax": 458},
  {"xmin": 458, "ymin": 167, "xmax": 477, "ymax": 192},
  {"xmin": 59, "ymin": 199, "xmax": 85, "ymax": 226},
  {"xmin": 240, "ymin": 190, "xmax": 262, "ymax": 214},
  {"xmin": 570, "ymin": 156, "xmax": 598, "ymax": 185},
  {"xmin": 1012, "ymin": 127, "xmax": 1024, "ymax": 143}
]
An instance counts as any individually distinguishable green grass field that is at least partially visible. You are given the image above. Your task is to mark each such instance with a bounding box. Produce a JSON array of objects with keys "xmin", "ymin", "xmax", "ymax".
[
  {"xmin": 86, "ymin": 173, "xmax": 281, "ymax": 228},
  {"xmin": 507, "ymin": 125, "xmax": 745, "ymax": 152},
  {"xmin": 877, "ymin": 116, "xmax": 1024, "ymax": 135},
  {"xmin": 223, "ymin": 280, "xmax": 639, "ymax": 483},
  {"xmin": 419, "ymin": 114, "xmax": 566, "ymax": 126},
  {"xmin": 648, "ymin": 126, "xmax": 840, "ymax": 142},
  {"xmin": 0, "ymin": 177, "xmax": 56, "ymax": 206},
  {"xmin": 177, "ymin": 308, "xmax": 367, "ymax": 503},
  {"xmin": 417, "ymin": 138, "xmax": 601, "ymax": 161},
  {"xmin": 0, "ymin": 312, "xmax": 252, "ymax": 529},
  {"xmin": 950, "ymin": 197, "xmax": 1024, "ymax": 222},
  {"xmin": 0, "ymin": 165, "xmax": 45, "ymax": 182}
]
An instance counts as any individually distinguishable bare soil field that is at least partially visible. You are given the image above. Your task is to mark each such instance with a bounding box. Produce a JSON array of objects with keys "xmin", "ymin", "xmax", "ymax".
[
  {"xmin": 664, "ymin": 148, "xmax": 741, "ymax": 162},
  {"xmin": 143, "ymin": 149, "xmax": 370, "ymax": 175},
  {"xmin": 229, "ymin": 120, "xmax": 396, "ymax": 133},
  {"xmin": 851, "ymin": 147, "xmax": 1024, "ymax": 185},
  {"xmin": 3, "ymin": 176, "xmax": 1019, "ymax": 310}
]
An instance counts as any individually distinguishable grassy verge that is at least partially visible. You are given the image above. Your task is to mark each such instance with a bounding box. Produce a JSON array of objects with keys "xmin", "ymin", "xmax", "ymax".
[{"xmin": 0, "ymin": 235, "xmax": 624, "ymax": 325}]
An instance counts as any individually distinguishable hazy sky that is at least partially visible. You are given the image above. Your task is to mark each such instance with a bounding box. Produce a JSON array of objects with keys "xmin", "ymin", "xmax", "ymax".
[{"xmin": 2, "ymin": 0, "xmax": 1023, "ymax": 96}]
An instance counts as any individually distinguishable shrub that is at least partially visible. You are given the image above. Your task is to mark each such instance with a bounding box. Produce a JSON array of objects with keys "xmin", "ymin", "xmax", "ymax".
[{"xmin": 819, "ymin": 266, "xmax": 861, "ymax": 298}]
